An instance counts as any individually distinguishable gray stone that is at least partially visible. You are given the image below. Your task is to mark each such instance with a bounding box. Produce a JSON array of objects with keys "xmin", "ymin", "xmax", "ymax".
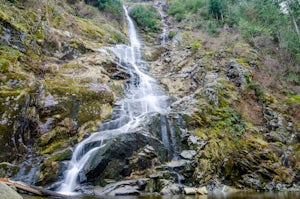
[
  {"xmin": 0, "ymin": 20, "xmax": 26, "ymax": 52},
  {"xmin": 180, "ymin": 150, "xmax": 197, "ymax": 160},
  {"xmin": 165, "ymin": 160, "xmax": 190, "ymax": 169},
  {"xmin": 196, "ymin": 186, "xmax": 208, "ymax": 195},
  {"xmin": 99, "ymin": 179, "xmax": 148, "ymax": 195},
  {"xmin": 0, "ymin": 182, "xmax": 23, "ymax": 199},
  {"xmin": 108, "ymin": 185, "xmax": 140, "ymax": 196},
  {"xmin": 187, "ymin": 135, "xmax": 207, "ymax": 151},
  {"xmin": 160, "ymin": 181, "xmax": 182, "ymax": 195},
  {"xmin": 184, "ymin": 187, "xmax": 197, "ymax": 195},
  {"xmin": 263, "ymin": 108, "xmax": 297, "ymax": 144},
  {"xmin": 226, "ymin": 60, "xmax": 250, "ymax": 88}
]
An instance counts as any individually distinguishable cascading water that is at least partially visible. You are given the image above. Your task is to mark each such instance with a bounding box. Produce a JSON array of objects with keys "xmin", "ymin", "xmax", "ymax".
[
  {"xmin": 156, "ymin": 0, "xmax": 168, "ymax": 46},
  {"xmin": 57, "ymin": 6, "xmax": 171, "ymax": 195}
]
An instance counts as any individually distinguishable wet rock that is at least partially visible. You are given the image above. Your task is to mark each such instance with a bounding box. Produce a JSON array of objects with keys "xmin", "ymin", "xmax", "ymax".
[
  {"xmin": 37, "ymin": 161, "xmax": 62, "ymax": 186},
  {"xmin": 84, "ymin": 132, "xmax": 168, "ymax": 185},
  {"xmin": 212, "ymin": 185, "xmax": 239, "ymax": 194},
  {"xmin": 242, "ymin": 174, "xmax": 262, "ymax": 190},
  {"xmin": 108, "ymin": 185, "xmax": 140, "ymax": 196},
  {"xmin": 148, "ymin": 113, "xmax": 186, "ymax": 160},
  {"xmin": 0, "ymin": 162, "xmax": 20, "ymax": 178},
  {"xmin": 98, "ymin": 179, "xmax": 147, "ymax": 195},
  {"xmin": 129, "ymin": 145, "xmax": 161, "ymax": 172},
  {"xmin": 180, "ymin": 150, "xmax": 197, "ymax": 160},
  {"xmin": 0, "ymin": 182, "xmax": 23, "ymax": 199},
  {"xmin": 226, "ymin": 60, "xmax": 251, "ymax": 88},
  {"xmin": 159, "ymin": 180, "xmax": 182, "ymax": 195},
  {"xmin": 165, "ymin": 160, "xmax": 190, "ymax": 170}
]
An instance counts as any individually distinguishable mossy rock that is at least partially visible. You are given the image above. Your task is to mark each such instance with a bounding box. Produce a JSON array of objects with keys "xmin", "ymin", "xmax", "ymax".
[
  {"xmin": 40, "ymin": 139, "xmax": 71, "ymax": 155},
  {"xmin": 38, "ymin": 161, "xmax": 60, "ymax": 186},
  {"xmin": 45, "ymin": 147, "xmax": 73, "ymax": 164},
  {"xmin": 39, "ymin": 118, "xmax": 75, "ymax": 146}
]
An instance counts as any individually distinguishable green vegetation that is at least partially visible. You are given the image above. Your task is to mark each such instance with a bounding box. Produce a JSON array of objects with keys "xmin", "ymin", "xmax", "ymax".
[
  {"xmin": 0, "ymin": 46, "xmax": 23, "ymax": 72},
  {"xmin": 167, "ymin": 0, "xmax": 300, "ymax": 81},
  {"xmin": 84, "ymin": 0, "xmax": 123, "ymax": 21},
  {"xmin": 168, "ymin": 0, "xmax": 204, "ymax": 21},
  {"xmin": 129, "ymin": 4, "xmax": 161, "ymax": 32}
]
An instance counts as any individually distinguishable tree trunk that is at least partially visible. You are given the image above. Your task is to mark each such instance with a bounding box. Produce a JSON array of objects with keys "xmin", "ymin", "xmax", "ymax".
[
  {"xmin": 291, "ymin": 14, "xmax": 300, "ymax": 36},
  {"xmin": 0, "ymin": 178, "xmax": 68, "ymax": 198}
]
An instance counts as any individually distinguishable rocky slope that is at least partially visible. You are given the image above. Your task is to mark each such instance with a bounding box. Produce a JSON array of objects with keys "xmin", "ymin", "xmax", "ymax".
[
  {"xmin": 145, "ymin": 0, "xmax": 300, "ymax": 192},
  {"xmin": 0, "ymin": 0, "xmax": 299, "ymax": 196}
]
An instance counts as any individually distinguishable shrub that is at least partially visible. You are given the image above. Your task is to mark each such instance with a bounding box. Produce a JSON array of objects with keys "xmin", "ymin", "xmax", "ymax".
[
  {"xmin": 206, "ymin": 20, "xmax": 218, "ymax": 35},
  {"xmin": 84, "ymin": 0, "xmax": 123, "ymax": 21},
  {"xmin": 129, "ymin": 4, "xmax": 161, "ymax": 32},
  {"xmin": 168, "ymin": 0, "xmax": 203, "ymax": 21}
]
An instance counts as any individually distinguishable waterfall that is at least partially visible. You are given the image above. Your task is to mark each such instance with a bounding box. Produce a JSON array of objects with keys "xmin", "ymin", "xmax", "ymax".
[
  {"xmin": 57, "ymin": 6, "xmax": 170, "ymax": 195},
  {"xmin": 156, "ymin": 0, "xmax": 168, "ymax": 46}
]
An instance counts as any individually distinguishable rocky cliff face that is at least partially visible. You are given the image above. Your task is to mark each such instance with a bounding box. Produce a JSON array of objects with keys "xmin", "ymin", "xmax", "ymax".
[
  {"xmin": 0, "ymin": 0, "xmax": 128, "ymax": 185},
  {"xmin": 0, "ymin": 0, "xmax": 299, "ymax": 196}
]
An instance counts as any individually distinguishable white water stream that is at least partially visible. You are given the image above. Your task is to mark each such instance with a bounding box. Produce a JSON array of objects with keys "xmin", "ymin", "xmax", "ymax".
[{"xmin": 57, "ymin": 6, "xmax": 170, "ymax": 195}]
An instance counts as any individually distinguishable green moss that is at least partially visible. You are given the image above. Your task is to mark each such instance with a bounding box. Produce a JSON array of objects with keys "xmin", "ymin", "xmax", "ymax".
[
  {"xmin": 0, "ymin": 8, "xmax": 27, "ymax": 32},
  {"xmin": 77, "ymin": 18, "xmax": 104, "ymax": 40},
  {"xmin": 290, "ymin": 95, "xmax": 300, "ymax": 105},
  {"xmin": 0, "ymin": 90, "xmax": 25, "ymax": 97},
  {"xmin": 236, "ymin": 58, "xmax": 248, "ymax": 64},
  {"xmin": 77, "ymin": 102, "xmax": 106, "ymax": 123},
  {"xmin": 39, "ymin": 127, "xmax": 68, "ymax": 147},
  {"xmin": 191, "ymin": 41, "xmax": 202, "ymax": 52},
  {"xmin": 0, "ymin": 46, "xmax": 23, "ymax": 64},
  {"xmin": 41, "ymin": 140, "xmax": 68, "ymax": 155},
  {"xmin": 182, "ymin": 32, "xmax": 189, "ymax": 40},
  {"xmin": 45, "ymin": 148, "xmax": 72, "ymax": 163},
  {"xmin": 45, "ymin": 79, "xmax": 114, "ymax": 104},
  {"xmin": 0, "ymin": 59, "xmax": 10, "ymax": 72},
  {"xmin": 35, "ymin": 33, "xmax": 45, "ymax": 39},
  {"xmin": 194, "ymin": 129, "xmax": 208, "ymax": 140}
]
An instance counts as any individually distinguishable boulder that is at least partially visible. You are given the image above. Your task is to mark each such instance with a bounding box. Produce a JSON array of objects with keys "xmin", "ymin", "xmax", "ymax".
[
  {"xmin": 183, "ymin": 187, "xmax": 197, "ymax": 195},
  {"xmin": 0, "ymin": 163, "xmax": 20, "ymax": 178},
  {"xmin": 196, "ymin": 186, "xmax": 208, "ymax": 195},
  {"xmin": 180, "ymin": 150, "xmax": 197, "ymax": 160},
  {"xmin": 0, "ymin": 182, "xmax": 23, "ymax": 199},
  {"xmin": 107, "ymin": 185, "xmax": 140, "ymax": 196},
  {"xmin": 159, "ymin": 180, "xmax": 182, "ymax": 195},
  {"xmin": 97, "ymin": 179, "xmax": 148, "ymax": 196}
]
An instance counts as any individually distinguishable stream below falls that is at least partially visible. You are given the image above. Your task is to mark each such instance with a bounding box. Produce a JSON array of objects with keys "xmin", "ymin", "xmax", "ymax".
[{"xmin": 22, "ymin": 192, "xmax": 300, "ymax": 199}]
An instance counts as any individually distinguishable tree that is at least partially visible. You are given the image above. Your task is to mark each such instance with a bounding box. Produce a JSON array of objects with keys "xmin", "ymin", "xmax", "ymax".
[
  {"xmin": 208, "ymin": 0, "xmax": 226, "ymax": 21},
  {"xmin": 285, "ymin": 0, "xmax": 300, "ymax": 36}
]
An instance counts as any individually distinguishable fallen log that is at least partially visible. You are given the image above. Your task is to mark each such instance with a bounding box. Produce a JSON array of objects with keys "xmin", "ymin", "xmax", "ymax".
[{"xmin": 0, "ymin": 178, "xmax": 68, "ymax": 198}]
